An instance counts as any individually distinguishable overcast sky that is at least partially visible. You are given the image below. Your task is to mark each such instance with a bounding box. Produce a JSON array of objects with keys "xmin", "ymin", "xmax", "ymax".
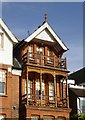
[{"xmin": 0, "ymin": 2, "xmax": 84, "ymax": 73}]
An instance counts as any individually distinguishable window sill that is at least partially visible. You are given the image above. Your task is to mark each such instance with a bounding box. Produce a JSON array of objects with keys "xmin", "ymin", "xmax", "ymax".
[{"xmin": 0, "ymin": 94, "xmax": 8, "ymax": 97}]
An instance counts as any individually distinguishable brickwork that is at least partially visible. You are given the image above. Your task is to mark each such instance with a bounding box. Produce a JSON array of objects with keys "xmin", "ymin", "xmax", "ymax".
[{"xmin": 0, "ymin": 64, "xmax": 20, "ymax": 118}]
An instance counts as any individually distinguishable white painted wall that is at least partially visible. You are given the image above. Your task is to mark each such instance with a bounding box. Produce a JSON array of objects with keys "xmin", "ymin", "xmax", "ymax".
[{"xmin": 0, "ymin": 26, "xmax": 13, "ymax": 66}]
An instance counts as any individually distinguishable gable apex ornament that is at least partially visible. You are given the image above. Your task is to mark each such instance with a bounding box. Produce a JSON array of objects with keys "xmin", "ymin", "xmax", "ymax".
[{"xmin": 44, "ymin": 13, "xmax": 48, "ymax": 22}]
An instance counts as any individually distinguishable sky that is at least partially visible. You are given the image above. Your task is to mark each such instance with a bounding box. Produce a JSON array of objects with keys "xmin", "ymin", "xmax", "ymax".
[{"xmin": 0, "ymin": 2, "xmax": 84, "ymax": 73}]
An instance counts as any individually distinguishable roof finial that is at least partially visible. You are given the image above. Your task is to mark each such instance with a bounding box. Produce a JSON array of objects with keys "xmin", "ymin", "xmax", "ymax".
[{"xmin": 44, "ymin": 13, "xmax": 48, "ymax": 22}]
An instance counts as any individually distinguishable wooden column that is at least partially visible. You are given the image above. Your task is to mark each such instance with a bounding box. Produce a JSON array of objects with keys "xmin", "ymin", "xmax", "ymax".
[
  {"xmin": 40, "ymin": 70, "xmax": 42, "ymax": 106},
  {"xmin": 26, "ymin": 67, "xmax": 29, "ymax": 105},
  {"xmin": 56, "ymin": 76, "xmax": 60, "ymax": 99},
  {"xmin": 34, "ymin": 44, "xmax": 37, "ymax": 63},
  {"xmin": 54, "ymin": 72, "xmax": 57, "ymax": 107}
]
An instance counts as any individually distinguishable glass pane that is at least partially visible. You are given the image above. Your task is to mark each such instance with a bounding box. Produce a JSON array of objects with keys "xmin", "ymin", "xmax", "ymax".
[
  {"xmin": 49, "ymin": 80, "xmax": 54, "ymax": 100},
  {"xmin": 0, "ymin": 82, "xmax": 5, "ymax": 93},
  {"xmin": 37, "ymin": 47, "xmax": 43, "ymax": 55},
  {"xmin": 31, "ymin": 116, "xmax": 39, "ymax": 120},
  {"xmin": 57, "ymin": 118, "xmax": 65, "ymax": 120},
  {"xmin": 28, "ymin": 79, "xmax": 32, "ymax": 98},
  {"xmin": 0, "ymin": 70, "xmax": 6, "ymax": 82},
  {"xmin": 43, "ymin": 116, "xmax": 54, "ymax": 120}
]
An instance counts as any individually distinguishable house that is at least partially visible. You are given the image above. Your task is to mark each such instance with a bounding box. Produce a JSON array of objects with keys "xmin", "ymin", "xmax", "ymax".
[
  {"xmin": 68, "ymin": 67, "xmax": 85, "ymax": 116},
  {"xmin": 0, "ymin": 18, "xmax": 21, "ymax": 119},
  {"xmin": 14, "ymin": 16, "xmax": 71, "ymax": 119},
  {"xmin": 0, "ymin": 16, "xmax": 71, "ymax": 119}
]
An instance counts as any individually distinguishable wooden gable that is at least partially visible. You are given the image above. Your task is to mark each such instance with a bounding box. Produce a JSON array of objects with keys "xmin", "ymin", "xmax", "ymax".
[{"xmin": 25, "ymin": 21, "xmax": 68, "ymax": 53}]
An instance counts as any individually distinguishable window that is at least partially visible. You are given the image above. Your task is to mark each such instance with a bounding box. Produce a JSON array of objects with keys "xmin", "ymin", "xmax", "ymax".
[
  {"xmin": 29, "ymin": 45, "xmax": 33, "ymax": 58},
  {"xmin": 0, "ymin": 69, "xmax": 6, "ymax": 95},
  {"xmin": 36, "ymin": 79, "xmax": 40, "ymax": 99},
  {"xmin": 43, "ymin": 115, "xmax": 55, "ymax": 120},
  {"xmin": 49, "ymin": 80, "xmax": 54, "ymax": 100},
  {"xmin": 57, "ymin": 117, "xmax": 66, "ymax": 120},
  {"xmin": 36, "ymin": 79, "xmax": 45, "ymax": 100},
  {"xmin": 28, "ymin": 79, "xmax": 32, "ymax": 99},
  {"xmin": 0, "ymin": 114, "xmax": 5, "ymax": 120},
  {"xmin": 0, "ymin": 32, "xmax": 4, "ymax": 48},
  {"xmin": 47, "ymin": 49, "xmax": 53, "ymax": 63},
  {"xmin": 31, "ymin": 115, "xmax": 40, "ymax": 120},
  {"xmin": 37, "ymin": 47, "xmax": 43, "ymax": 56},
  {"xmin": 42, "ymin": 80, "xmax": 45, "ymax": 100},
  {"xmin": 77, "ymin": 97, "xmax": 85, "ymax": 114}
]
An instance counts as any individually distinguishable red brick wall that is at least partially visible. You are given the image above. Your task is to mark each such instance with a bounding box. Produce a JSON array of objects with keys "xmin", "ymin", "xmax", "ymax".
[{"xmin": 0, "ymin": 65, "xmax": 20, "ymax": 118}]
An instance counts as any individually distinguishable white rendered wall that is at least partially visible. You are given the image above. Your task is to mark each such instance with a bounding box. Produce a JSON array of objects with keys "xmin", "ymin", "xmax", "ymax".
[{"xmin": 0, "ymin": 26, "xmax": 13, "ymax": 66}]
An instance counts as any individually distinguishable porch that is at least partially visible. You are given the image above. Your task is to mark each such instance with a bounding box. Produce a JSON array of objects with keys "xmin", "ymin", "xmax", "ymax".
[{"xmin": 22, "ymin": 71, "xmax": 69, "ymax": 109}]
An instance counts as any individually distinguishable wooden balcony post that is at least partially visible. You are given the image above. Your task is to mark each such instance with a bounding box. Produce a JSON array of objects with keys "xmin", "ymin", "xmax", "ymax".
[
  {"xmin": 65, "ymin": 57, "xmax": 67, "ymax": 69},
  {"xmin": 27, "ymin": 50, "xmax": 29, "ymax": 63},
  {"xmin": 54, "ymin": 56, "xmax": 55, "ymax": 67},
  {"xmin": 40, "ymin": 70, "xmax": 42, "ymax": 106},
  {"xmin": 54, "ymin": 72, "xmax": 57, "ymax": 107},
  {"xmin": 66, "ymin": 76, "xmax": 69, "ymax": 108},
  {"xmin": 26, "ymin": 67, "xmax": 29, "ymax": 105}
]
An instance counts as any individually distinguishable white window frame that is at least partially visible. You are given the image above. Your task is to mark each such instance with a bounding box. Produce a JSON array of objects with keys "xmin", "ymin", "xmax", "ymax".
[
  {"xmin": 29, "ymin": 45, "xmax": 34, "ymax": 58},
  {"xmin": 0, "ymin": 32, "xmax": 4, "ymax": 49},
  {"xmin": 49, "ymin": 80, "xmax": 54, "ymax": 100},
  {"xmin": 37, "ymin": 47, "xmax": 43, "ymax": 56},
  {"xmin": 28, "ymin": 79, "xmax": 32, "ymax": 99},
  {"xmin": 0, "ymin": 114, "xmax": 5, "ymax": 120},
  {"xmin": 36, "ymin": 79, "xmax": 40, "ymax": 100},
  {"xmin": 0, "ymin": 69, "xmax": 6, "ymax": 95}
]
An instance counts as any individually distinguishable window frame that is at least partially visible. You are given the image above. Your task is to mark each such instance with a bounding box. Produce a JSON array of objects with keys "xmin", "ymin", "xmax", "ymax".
[
  {"xmin": 0, "ymin": 32, "xmax": 4, "ymax": 49},
  {"xmin": 36, "ymin": 46, "xmax": 43, "ymax": 56},
  {"xmin": 31, "ymin": 114, "xmax": 40, "ymax": 120},
  {"xmin": 49, "ymin": 80, "xmax": 54, "ymax": 100},
  {"xmin": 47, "ymin": 48, "xmax": 53, "ymax": 63},
  {"xmin": 29, "ymin": 44, "xmax": 34, "ymax": 58},
  {"xmin": 0, "ymin": 114, "xmax": 6, "ymax": 119},
  {"xmin": 0, "ymin": 69, "xmax": 6, "ymax": 95}
]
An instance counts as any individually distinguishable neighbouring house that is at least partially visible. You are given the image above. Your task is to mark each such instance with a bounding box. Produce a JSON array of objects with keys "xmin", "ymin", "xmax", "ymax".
[
  {"xmin": 0, "ymin": 18, "xmax": 21, "ymax": 119},
  {"xmin": 0, "ymin": 17, "xmax": 71, "ymax": 119},
  {"xmin": 68, "ymin": 67, "xmax": 85, "ymax": 116}
]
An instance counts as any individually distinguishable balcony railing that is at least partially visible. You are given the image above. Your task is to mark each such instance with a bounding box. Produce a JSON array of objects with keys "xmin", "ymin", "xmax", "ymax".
[
  {"xmin": 22, "ymin": 94, "xmax": 68, "ymax": 108},
  {"xmin": 22, "ymin": 52, "xmax": 67, "ymax": 69}
]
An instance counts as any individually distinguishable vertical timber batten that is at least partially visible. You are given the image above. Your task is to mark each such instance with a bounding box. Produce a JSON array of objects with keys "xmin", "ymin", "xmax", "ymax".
[{"xmin": 54, "ymin": 72, "xmax": 57, "ymax": 107}]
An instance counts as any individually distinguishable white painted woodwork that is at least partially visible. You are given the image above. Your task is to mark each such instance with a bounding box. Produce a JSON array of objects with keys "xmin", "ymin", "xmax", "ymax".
[
  {"xmin": 25, "ymin": 22, "xmax": 68, "ymax": 51},
  {"xmin": 12, "ymin": 69, "xmax": 21, "ymax": 76},
  {"xmin": 0, "ymin": 28, "xmax": 13, "ymax": 65},
  {"xmin": 35, "ymin": 29, "xmax": 54, "ymax": 42},
  {"xmin": 0, "ymin": 18, "xmax": 18, "ymax": 66}
]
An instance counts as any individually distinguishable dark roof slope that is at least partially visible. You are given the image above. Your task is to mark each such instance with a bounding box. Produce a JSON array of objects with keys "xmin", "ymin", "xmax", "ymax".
[
  {"xmin": 68, "ymin": 67, "xmax": 85, "ymax": 85},
  {"xmin": 13, "ymin": 57, "xmax": 22, "ymax": 70}
]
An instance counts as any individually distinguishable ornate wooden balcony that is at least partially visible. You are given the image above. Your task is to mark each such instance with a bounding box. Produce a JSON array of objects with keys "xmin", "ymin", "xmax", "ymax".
[
  {"xmin": 22, "ymin": 94, "xmax": 68, "ymax": 108},
  {"xmin": 22, "ymin": 52, "xmax": 67, "ymax": 69}
]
